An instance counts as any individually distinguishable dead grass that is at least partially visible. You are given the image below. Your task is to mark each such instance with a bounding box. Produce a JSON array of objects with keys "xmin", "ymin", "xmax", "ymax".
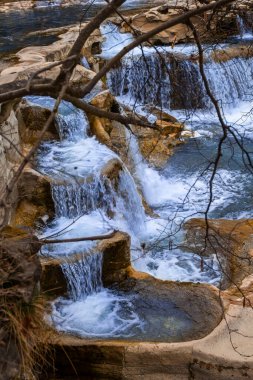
[{"xmin": 2, "ymin": 294, "xmax": 52, "ymax": 380}]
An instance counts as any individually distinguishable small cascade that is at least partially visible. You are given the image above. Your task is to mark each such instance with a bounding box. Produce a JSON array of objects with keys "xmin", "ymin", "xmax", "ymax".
[
  {"xmin": 116, "ymin": 171, "xmax": 146, "ymax": 236},
  {"xmin": 237, "ymin": 15, "xmax": 253, "ymax": 39},
  {"xmin": 100, "ymin": 22, "xmax": 133, "ymax": 59},
  {"xmin": 51, "ymin": 175, "xmax": 116, "ymax": 219},
  {"xmin": 107, "ymin": 49, "xmax": 253, "ymax": 110},
  {"xmin": 36, "ymin": 94, "xmax": 147, "ymax": 338},
  {"xmin": 61, "ymin": 252, "xmax": 103, "ymax": 301},
  {"xmin": 56, "ymin": 105, "xmax": 89, "ymax": 141},
  {"xmin": 108, "ymin": 52, "xmax": 172, "ymax": 109}
]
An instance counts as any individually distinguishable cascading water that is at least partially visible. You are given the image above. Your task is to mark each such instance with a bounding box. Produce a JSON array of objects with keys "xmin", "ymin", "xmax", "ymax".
[
  {"xmin": 61, "ymin": 252, "xmax": 103, "ymax": 301},
  {"xmin": 30, "ymin": 96, "xmax": 147, "ymax": 338},
  {"xmin": 108, "ymin": 50, "xmax": 253, "ymax": 110},
  {"xmin": 237, "ymin": 15, "xmax": 253, "ymax": 39},
  {"xmin": 33, "ymin": 90, "xmax": 219, "ymax": 339},
  {"xmin": 26, "ymin": 19, "xmax": 253, "ymax": 340},
  {"xmin": 100, "ymin": 23, "xmax": 253, "ymax": 283}
]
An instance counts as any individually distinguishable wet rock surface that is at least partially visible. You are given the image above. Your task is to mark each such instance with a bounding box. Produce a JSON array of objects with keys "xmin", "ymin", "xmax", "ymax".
[
  {"xmin": 110, "ymin": 270, "xmax": 223, "ymax": 342},
  {"xmin": 184, "ymin": 218, "xmax": 253, "ymax": 288},
  {"xmin": 41, "ymin": 231, "xmax": 222, "ymax": 343},
  {"xmin": 17, "ymin": 99, "xmax": 59, "ymax": 143},
  {"xmin": 12, "ymin": 168, "xmax": 55, "ymax": 228}
]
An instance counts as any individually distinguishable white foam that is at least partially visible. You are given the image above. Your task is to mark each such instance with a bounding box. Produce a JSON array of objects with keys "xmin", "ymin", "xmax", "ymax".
[
  {"xmin": 50, "ymin": 290, "xmax": 144, "ymax": 338},
  {"xmin": 39, "ymin": 137, "xmax": 115, "ymax": 180},
  {"xmin": 134, "ymin": 249, "xmax": 221, "ymax": 285},
  {"xmin": 41, "ymin": 211, "xmax": 113, "ymax": 256}
]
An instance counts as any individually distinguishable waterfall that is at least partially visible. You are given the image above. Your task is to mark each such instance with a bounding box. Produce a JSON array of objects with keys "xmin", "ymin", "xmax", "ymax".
[
  {"xmin": 56, "ymin": 106, "xmax": 89, "ymax": 141},
  {"xmin": 108, "ymin": 52, "xmax": 172, "ymax": 109},
  {"xmin": 116, "ymin": 170, "xmax": 146, "ymax": 235},
  {"xmin": 107, "ymin": 50, "xmax": 253, "ymax": 110},
  {"xmin": 100, "ymin": 22, "xmax": 134, "ymax": 59},
  {"xmin": 51, "ymin": 175, "xmax": 116, "ymax": 218},
  {"xmin": 61, "ymin": 252, "xmax": 103, "ymax": 301},
  {"xmin": 237, "ymin": 15, "xmax": 253, "ymax": 38}
]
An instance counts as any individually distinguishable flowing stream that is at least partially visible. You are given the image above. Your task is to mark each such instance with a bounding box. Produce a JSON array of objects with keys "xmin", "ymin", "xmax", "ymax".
[{"xmin": 25, "ymin": 17, "xmax": 253, "ymax": 339}]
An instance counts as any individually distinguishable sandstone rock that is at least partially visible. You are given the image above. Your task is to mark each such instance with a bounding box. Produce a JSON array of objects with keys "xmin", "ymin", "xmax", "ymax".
[
  {"xmin": 12, "ymin": 168, "xmax": 55, "ymax": 228},
  {"xmin": 184, "ymin": 218, "xmax": 253, "ymax": 288},
  {"xmin": 132, "ymin": 123, "xmax": 182, "ymax": 168},
  {"xmin": 0, "ymin": 101, "xmax": 21, "ymax": 226},
  {"xmin": 48, "ymin": 302, "xmax": 253, "ymax": 379},
  {"xmin": 113, "ymin": 274, "xmax": 222, "ymax": 342},
  {"xmin": 40, "ymin": 257, "xmax": 67, "ymax": 297},
  {"xmin": 88, "ymin": 115, "xmax": 112, "ymax": 146},
  {"xmin": 90, "ymin": 89, "xmax": 114, "ymax": 111},
  {"xmin": 101, "ymin": 158, "xmax": 123, "ymax": 183},
  {"xmin": 117, "ymin": 0, "xmax": 240, "ymax": 45},
  {"xmin": 41, "ymin": 231, "xmax": 130, "ymax": 298},
  {"xmin": 17, "ymin": 99, "xmax": 59, "ymax": 143},
  {"xmin": 0, "ymin": 61, "xmax": 98, "ymax": 98},
  {"xmin": 212, "ymin": 44, "xmax": 253, "ymax": 63},
  {"xmin": 99, "ymin": 231, "xmax": 131, "ymax": 286},
  {"xmin": 191, "ymin": 304, "xmax": 253, "ymax": 379}
]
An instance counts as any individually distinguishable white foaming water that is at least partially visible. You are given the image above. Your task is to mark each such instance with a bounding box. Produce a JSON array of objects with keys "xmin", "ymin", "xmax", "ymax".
[
  {"xmin": 39, "ymin": 137, "xmax": 115, "ymax": 181},
  {"xmin": 61, "ymin": 252, "xmax": 103, "ymax": 300},
  {"xmin": 129, "ymin": 132, "xmax": 251, "ymax": 219},
  {"xmin": 32, "ymin": 94, "xmax": 151, "ymax": 338},
  {"xmin": 134, "ymin": 249, "xmax": 221, "ymax": 285},
  {"xmin": 106, "ymin": 43, "xmax": 253, "ymax": 112},
  {"xmin": 50, "ymin": 290, "xmax": 144, "ymax": 338},
  {"xmin": 41, "ymin": 211, "xmax": 113, "ymax": 257},
  {"xmin": 100, "ymin": 22, "xmax": 134, "ymax": 59},
  {"xmin": 35, "ymin": 41, "xmax": 251, "ymax": 337},
  {"xmin": 237, "ymin": 15, "xmax": 253, "ymax": 40},
  {"xmin": 49, "ymin": 242, "xmax": 144, "ymax": 338}
]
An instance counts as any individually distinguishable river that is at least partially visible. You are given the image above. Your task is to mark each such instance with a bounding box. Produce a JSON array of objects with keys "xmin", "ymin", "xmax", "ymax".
[{"xmin": 1, "ymin": 3, "xmax": 253, "ymax": 341}]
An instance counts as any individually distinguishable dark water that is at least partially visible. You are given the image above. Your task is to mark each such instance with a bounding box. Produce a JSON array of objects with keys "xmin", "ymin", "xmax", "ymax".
[{"xmin": 0, "ymin": 0, "xmax": 163, "ymax": 55}]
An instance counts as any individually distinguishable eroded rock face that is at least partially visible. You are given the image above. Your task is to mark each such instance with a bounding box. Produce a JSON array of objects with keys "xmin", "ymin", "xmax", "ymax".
[
  {"xmin": 0, "ymin": 99, "xmax": 57, "ymax": 230},
  {"xmin": 0, "ymin": 101, "xmax": 21, "ymax": 226},
  {"xmin": 41, "ymin": 230, "xmax": 222, "ymax": 343},
  {"xmin": 48, "ymin": 303, "xmax": 253, "ymax": 380},
  {"xmin": 184, "ymin": 218, "xmax": 253, "ymax": 288},
  {"xmin": 12, "ymin": 168, "xmax": 55, "ymax": 228},
  {"xmin": 40, "ymin": 256, "xmax": 67, "ymax": 297},
  {"xmin": 17, "ymin": 99, "xmax": 59, "ymax": 143},
  {"xmin": 100, "ymin": 231, "xmax": 131, "ymax": 286},
  {"xmin": 45, "ymin": 231, "xmax": 223, "ymax": 377},
  {"xmin": 115, "ymin": 274, "xmax": 222, "ymax": 341},
  {"xmin": 41, "ymin": 231, "xmax": 130, "ymax": 297},
  {"xmin": 212, "ymin": 43, "xmax": 253, "ymax": 62},
  {"xmin": 132, "ymin": 122, "xmax": 183, "ymax": 168},
  {"xmin": 117, "ymin": 0, "xmax": 243, "ymax": 45}
]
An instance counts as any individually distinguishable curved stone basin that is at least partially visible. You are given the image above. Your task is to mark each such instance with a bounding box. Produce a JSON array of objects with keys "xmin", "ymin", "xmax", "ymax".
[
  {"xmin": 42, "ymin": 233, "xmax": 223, "ymax": 343},
  {"xmin": 47, "ymin": 303, "xmax": 253, "ymax": 380}
]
